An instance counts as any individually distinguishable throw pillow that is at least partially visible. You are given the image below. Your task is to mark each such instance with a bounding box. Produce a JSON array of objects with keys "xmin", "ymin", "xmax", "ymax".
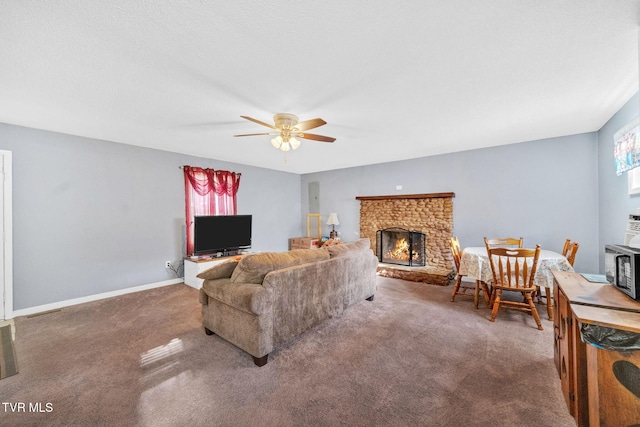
[
  {"xmin": 325, "ymin": 238, "xmax": 371, "ymax": 258},
  {"xmin": 323, "ymin": 238, "xmax": 343, "ymax": 246},
  {"xmin": 197, "ymin": 257, "xmax": 243, "ymax": 280},
  {"xmin": 230, "ymin": 249, "xmax": 330, "ymax": 284}
]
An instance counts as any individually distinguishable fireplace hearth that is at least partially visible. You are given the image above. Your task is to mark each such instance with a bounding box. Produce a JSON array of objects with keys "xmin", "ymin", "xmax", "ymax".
[{"xmin": 376, "ymin": 227, "xmax": 426, "ymax": 267}]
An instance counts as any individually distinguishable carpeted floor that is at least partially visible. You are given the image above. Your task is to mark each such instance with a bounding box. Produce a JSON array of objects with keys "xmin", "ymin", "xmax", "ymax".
[{"xmin": 0, "ymin": 277, "xmax": 575, "ymax": 426}]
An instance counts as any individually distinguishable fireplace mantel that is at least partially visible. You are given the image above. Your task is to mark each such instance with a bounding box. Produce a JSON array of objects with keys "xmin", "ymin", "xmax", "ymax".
[{"xmin": 355, "ymin": 192, "xmax": 455, "ymax": 201}]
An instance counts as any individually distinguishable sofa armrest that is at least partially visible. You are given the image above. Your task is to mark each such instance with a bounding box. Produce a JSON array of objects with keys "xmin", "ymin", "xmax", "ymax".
[
  {"xmin": 197, "ymin": 258, "xmax": 242, "ymax": 280},
  {"xmin": 201, "ymin": 278, "xmax": 272, "ymax": 316}
]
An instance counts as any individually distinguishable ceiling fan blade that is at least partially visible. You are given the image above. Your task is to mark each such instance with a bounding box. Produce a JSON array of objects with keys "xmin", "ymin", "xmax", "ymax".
[
  {"xmin": 233, "ymin": 132, "xmax": 274, "ymax": 137},
  {"xmin": 294, "ymin": 118, "xmax": 326, "ymax": 131},
  {"xmin": 240, "ymin": 116, "xmax": 277, "ymax": 129},
  {"xmin": 296, "ymin": 132, "xmax": 336, "ymax": 143}
]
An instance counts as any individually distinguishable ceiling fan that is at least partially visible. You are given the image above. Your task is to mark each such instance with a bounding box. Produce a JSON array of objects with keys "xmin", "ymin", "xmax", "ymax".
[{"xmin": 234, "ymin": 113, "xmax": 336, "ymax": 152}]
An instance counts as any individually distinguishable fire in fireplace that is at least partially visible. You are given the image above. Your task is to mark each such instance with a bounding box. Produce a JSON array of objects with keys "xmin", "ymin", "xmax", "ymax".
[{"xmin": 376, "ymin": 227, "xmax": 426, "ymax": 267}]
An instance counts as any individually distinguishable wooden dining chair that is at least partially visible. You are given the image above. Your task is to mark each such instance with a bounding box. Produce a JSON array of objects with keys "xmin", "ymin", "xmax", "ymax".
[
  {"xmin": 484, "ymin": 237, "xmax": 524, "ymax": 248},
  {"xmin": 537, "ymin": 240, "xmax": 579, "ymax": 320},
  {"xmin": 563, "ymin": 240, "xmax": 579, "ymax": 266},
  {"xmin": 485, "ymin": 235, "xmax": 526, "ymax": 307},
  {"xmin": 449, "ymin": 237, "xmax": 489, "ymax": 308},
  {"xmin": 485, "ymin": 243, "xmax": 544, "ymax": 330},
  {"xmin": 561, "ymin": 238, "xmax": 572, "ymax": 258}
]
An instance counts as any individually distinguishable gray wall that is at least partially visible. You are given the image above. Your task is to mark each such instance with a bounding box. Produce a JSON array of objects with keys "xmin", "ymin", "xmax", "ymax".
[
  {"xmin": 598, "ymin": 92, "xmax": 640, "ymax": 269},
  {"xmin": 301, "ymin": 133, "xmax": 600, "ymax": 275},
  {"xmin": 0, "ymin": 123, "xmax": 300, "ymax": 310},
  {"xmin": 3, "ymin": 91, "xmax": 639, "ymax": 311}
]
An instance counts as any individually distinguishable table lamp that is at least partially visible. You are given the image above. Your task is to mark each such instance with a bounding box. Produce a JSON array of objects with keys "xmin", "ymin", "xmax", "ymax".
[{"xmin": 327, "ymin": 213, "xmax": 340, "ymax": 239}]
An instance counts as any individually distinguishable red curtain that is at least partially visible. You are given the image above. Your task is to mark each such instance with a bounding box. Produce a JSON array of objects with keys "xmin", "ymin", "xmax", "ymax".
[{"xmin": 183, "ymin": 166, "xmax": 241, "ymax": 255}]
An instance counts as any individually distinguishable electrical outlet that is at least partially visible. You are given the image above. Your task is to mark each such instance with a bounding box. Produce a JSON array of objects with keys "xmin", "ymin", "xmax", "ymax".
[{"xmin": 165, "ymin": 261, "xmax": 172, "ymax": 269}]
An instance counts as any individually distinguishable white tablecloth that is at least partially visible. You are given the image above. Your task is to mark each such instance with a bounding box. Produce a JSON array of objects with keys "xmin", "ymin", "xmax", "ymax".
[{"xmin": 458, "ymin": 247, "xmax": 574, "ymax": 289}]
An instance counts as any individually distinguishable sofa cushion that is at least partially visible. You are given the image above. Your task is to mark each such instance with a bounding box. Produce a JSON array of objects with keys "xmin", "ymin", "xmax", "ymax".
[
  {"xmin": 197, "ymin": 257, "xmax": 242, "ymax": 280},
  {"xmin": 230, "ymin": 249, "xmax": 330, "ymax": 284},
  {"xmin": 324, "ymin": 238, "xmax": 371, "ymax": 258},
  {"xmin": 201, "ymin": 278, "xmax": 271, "ymax": 315}
]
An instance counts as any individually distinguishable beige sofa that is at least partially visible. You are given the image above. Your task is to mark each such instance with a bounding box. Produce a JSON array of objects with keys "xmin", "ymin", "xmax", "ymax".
[{"xmin": 198, "ymin": 238, "xmax": 378, "ymax": 366}]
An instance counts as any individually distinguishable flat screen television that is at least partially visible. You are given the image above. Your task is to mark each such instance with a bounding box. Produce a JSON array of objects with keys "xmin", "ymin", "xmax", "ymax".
[{"xmin": 193, "ymin": 215, "xmax": 252, "ymax": 255}]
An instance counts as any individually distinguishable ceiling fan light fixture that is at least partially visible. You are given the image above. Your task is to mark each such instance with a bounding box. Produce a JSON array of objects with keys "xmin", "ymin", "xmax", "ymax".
[{"xmin": 236, "ymin": 114, "xmax": 335, "ymax": 156}]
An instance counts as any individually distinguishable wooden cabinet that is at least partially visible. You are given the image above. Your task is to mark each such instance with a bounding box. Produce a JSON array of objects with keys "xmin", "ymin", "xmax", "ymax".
[
  {"xmin": 553, "ymin": 276, "xmax": 589, "ymax": 425},
  {"xmin": 552, "ymin": 271, "xmax": 640, "ymax": 427}
]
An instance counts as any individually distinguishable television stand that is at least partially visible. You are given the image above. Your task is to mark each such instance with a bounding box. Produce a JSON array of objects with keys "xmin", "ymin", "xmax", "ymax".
[{"xmin": 184, "ymin": 255, "xmax": 240, "ymax": 289}]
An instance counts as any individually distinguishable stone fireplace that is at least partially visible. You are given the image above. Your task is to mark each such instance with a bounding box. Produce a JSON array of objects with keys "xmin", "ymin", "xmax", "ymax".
[
  {"xmin": 376, "ymin": 228, "xmax": 426, "ymax": 267},
  {"xmin": 356, "ymin": 193, "xmax": 455, "ymax": 286}
]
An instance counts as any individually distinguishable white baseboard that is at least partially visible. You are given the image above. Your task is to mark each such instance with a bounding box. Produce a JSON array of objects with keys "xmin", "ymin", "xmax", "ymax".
[{"xmin": 10, "ymin": 278, "xmax": 184, "ymax": 318}]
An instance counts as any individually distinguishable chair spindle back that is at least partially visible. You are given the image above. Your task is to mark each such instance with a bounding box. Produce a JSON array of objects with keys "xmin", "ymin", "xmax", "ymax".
[
  {"xmin": 565, "ymin": 242, "xmax": 579, "ymax": 266},
  {"xmin": 486, "ymin": 244, "xmax": 541, "ymax": 290}
]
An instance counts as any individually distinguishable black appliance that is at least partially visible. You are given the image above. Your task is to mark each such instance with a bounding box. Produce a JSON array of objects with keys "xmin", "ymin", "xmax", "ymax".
[{"xmin": 605, "ymin": 244, "xmax": 640, "ymax": 301}]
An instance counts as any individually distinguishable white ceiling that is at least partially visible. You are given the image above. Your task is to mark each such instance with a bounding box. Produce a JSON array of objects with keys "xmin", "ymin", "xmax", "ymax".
[{"xmin": 1, "ymin": 1, "xmax": 639, "ymax": 174}]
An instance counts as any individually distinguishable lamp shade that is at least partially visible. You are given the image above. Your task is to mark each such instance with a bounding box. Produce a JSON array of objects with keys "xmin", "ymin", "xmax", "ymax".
[{"xmin": 326, "ymin": 213, "xmax": 340, "ymax": 225}]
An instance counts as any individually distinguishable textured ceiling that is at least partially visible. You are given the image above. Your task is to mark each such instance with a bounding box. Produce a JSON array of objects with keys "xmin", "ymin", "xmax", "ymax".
[{"xmin": 1, "ymin": 1, "xmax": 639, "ymax": 174}]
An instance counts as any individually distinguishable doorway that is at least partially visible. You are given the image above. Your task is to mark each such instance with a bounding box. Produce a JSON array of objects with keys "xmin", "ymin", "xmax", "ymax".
[{"xmin": 0, "ymin": 150, "xmax": 12, "ymax": 320}]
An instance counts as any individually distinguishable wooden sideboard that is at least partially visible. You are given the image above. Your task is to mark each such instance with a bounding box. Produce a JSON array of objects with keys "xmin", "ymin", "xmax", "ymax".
[{"xmin": 552, "ymin": 271, "xmax": 640, "ymax": 426}]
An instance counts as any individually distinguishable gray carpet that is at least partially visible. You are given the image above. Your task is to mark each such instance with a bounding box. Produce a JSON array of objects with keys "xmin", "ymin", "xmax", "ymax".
[{"xmin": 0, "ymin": 277, "xmax": 575, "ymax": 426}]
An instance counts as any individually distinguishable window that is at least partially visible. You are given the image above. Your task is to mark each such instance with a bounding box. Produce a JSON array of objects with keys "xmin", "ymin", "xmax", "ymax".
[
  {"xmin": 614, "ymin": 116, "xmax": 640, "ymax": 176},
  {"xmin": 629, "ymin": 167, "xmax": 640, "ymax": 195},
  {"xmin": 183, "ymin": 166, "xmax": 241, "ymax": 255}
]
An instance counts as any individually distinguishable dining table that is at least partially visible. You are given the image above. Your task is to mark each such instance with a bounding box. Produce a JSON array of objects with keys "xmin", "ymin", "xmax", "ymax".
[{"xmin": 458, "ymin": 246, "xmax": 575, "ymax": 319}]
